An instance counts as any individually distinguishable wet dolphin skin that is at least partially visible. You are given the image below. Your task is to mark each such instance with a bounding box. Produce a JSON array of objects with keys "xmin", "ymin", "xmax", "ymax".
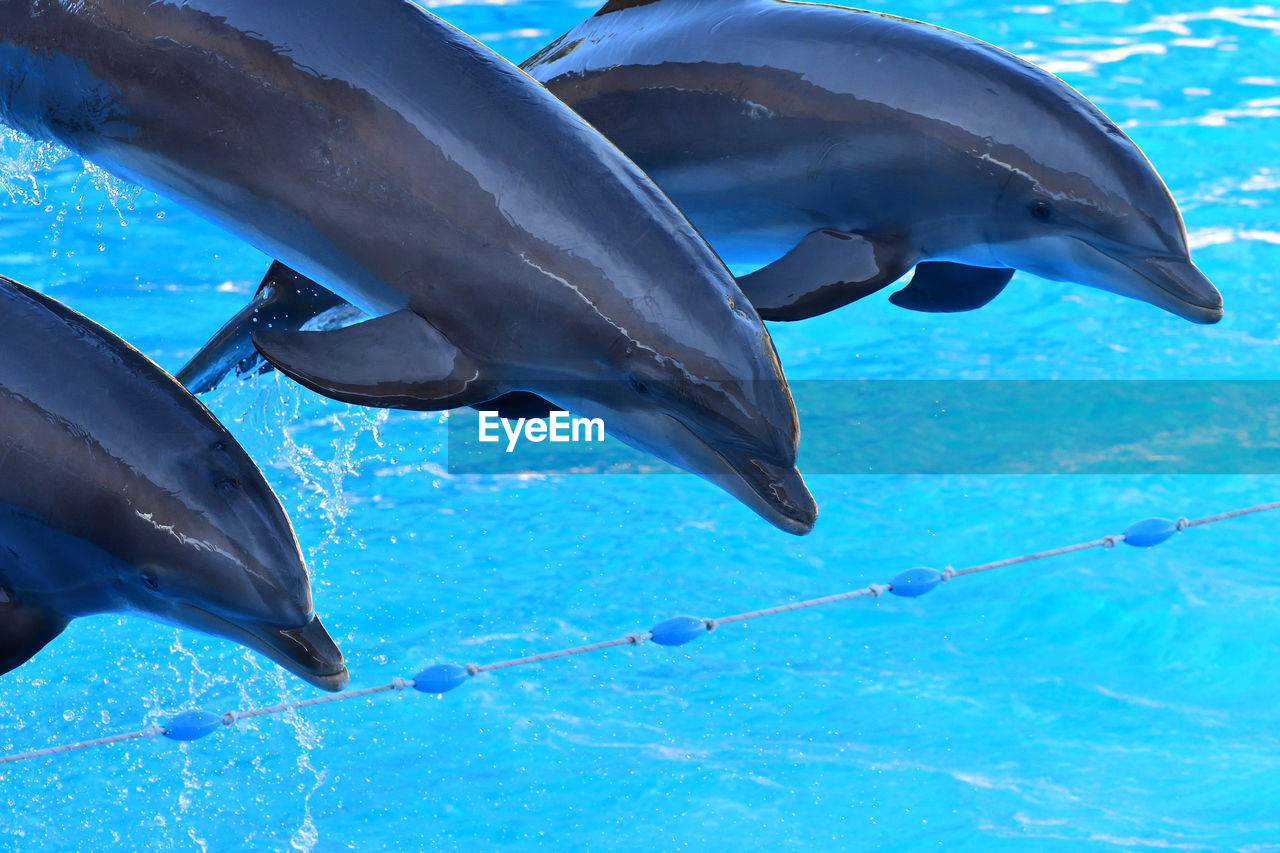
[{"xmin": 0, "ymin": 276, "xmax": 347, "ymax": 690}]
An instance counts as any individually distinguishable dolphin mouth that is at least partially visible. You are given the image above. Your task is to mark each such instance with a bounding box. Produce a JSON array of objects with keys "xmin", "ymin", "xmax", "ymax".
[
  {"xmin": 178, "ymin": 605, "xmax": 349, "ymax": 691},
  {"xmin": 1080, "ymin": 238, "xmax": 1223, "ymax": 325},
  {"xmin": 717, "ymin": 447, "xmax": 817, "ymax": 535},
  {"xmin": 1125, "ymin": 255, "xmax": 1223, "ymax": 325},
  {"xmin": 687, "ymin": 422, "xmax": 816, "ymax": 535}
]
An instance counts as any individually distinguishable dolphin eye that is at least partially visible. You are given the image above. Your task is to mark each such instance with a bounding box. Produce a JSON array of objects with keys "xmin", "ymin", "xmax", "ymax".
[
  {"xmin": 630, "ymin": 377, "xmax": 652, "ymax": 397},
  {"xmin": 139, "ymin": 571, "xmax": 160, "ymax": 592},
  {"xmin": 1029, "ymin": 200, "xmax": 1054, "ymax": 222}
]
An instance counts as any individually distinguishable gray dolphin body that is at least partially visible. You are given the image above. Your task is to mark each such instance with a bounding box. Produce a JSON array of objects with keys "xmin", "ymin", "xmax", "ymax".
[
  {"xmin": 0, "ymin": 275, "xmax": 347, "ymax": 690},
  {"xmin": 179, "ymin": 0, "xmax": 1221, "ymax": 400},
  {"xmin": 0, "ymin": 0, "xmax": 815, "ymax": 534},
  {"xmin": 523, "ymin": 0, "xmax": 1222, "ymax": 323}
]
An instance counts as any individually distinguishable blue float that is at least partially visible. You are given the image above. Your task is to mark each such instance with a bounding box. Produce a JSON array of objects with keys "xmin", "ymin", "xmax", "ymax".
[
  {"xmin": 412, "ymin": 664, "xmax": 471, "ymax": 694},
  {"xmin": 649, "ymin": 616, "xmax": 707, "ymax": 646},
  {"xmin": 1122, "ymin": 517, "xmax": 1180, "ymax": 548},
  {"xmin": 889, "ymin": 568, "xmax": 944, "ymax": 598},
  {"xmin": 162, "ymin": 710, "xmax": 224, "ymax": 742}
]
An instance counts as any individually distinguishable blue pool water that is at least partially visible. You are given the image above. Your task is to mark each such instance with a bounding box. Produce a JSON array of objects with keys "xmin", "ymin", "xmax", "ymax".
[{"xmin": 2, "ymin": 1, "xmax": 1280, "ymax": 849}]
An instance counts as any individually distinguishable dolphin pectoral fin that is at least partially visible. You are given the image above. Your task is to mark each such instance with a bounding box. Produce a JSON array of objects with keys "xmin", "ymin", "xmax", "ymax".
[
  {"xmin": 253, "ymin": 309, "xmax": 499, "ymax": 410},
  {"xmin": 738, "ymin": 229, "xmax": 913, "ymax": 321},
  {"xmin": 888, "ymin": 263, "xmax": 1015, "ymax": 313},
  {"xmin": 177, "ymin": 261, "xmax": 355, "ymax": 395},
  {"xmin": 473, "ymin": 391, "xmax": 556, "ymax": 420},
  {"xmin": 0, "ymin": 601, "xmax": 70, "ymax": 677}
]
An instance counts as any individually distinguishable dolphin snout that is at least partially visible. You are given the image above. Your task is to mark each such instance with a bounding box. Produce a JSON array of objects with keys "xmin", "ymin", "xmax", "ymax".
[
  {"xmin": 1119, "ymin": 254, "xmax": 1223, "ymax": 325},
  {"xmin": 256, "ymin": 615, "xmax": 349, "ymax": 691},
  {"xmin": 181, "ymin": 604, "xmax": 349, "ymax": 691},
  {"xmin": 1137, "ymin": 256, "xmax": 1223, "ymax": 324},
  {"xmin": 712, "ymin": 445, "xmax": 817, "ymax": 536}
]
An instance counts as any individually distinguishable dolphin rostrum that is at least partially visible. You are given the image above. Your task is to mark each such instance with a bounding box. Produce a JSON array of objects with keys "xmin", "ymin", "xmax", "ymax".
[
  {"xmin": 177, "ymin": 0, "xmax": 1222, "ymax": 399},
  {"xmin": 0, "ymin": 0, "xmax": 815, "ymax": 535},
  {"xmin": 0, "ymin": 275, "xmax": 347, "ymax": 690}
]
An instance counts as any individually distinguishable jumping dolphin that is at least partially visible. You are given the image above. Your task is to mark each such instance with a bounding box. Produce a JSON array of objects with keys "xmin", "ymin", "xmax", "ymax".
[
  {"xmin": 524, "ymin": 0, "xmax": 1223, "ymax": 323},
  {"xmin": 0, "ymin": 275, "xmax": 347, "ymax": 690},
  {"xmin": 0, "ymin": 0, "xmax": 816, "ymax": 534},
  {"xmin": 177, "ymin": 0, "xmax": 1221, "ymax": 396}
]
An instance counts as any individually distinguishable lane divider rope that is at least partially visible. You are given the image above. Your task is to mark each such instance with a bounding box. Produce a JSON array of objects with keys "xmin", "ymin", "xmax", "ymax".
[{"xmin": 4, "ymin": 501, "xmax": 1277, "ymax": 764}]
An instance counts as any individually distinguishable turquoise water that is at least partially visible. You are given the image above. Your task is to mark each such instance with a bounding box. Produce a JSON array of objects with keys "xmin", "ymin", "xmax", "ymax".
[{"xmin": 2, "ymin": 1, "xmax": 1279, "ymax": 849}]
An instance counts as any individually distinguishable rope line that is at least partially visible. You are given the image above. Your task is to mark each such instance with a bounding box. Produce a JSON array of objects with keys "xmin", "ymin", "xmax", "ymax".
[
  {"xmin": 949, "ymin": 536, "xmax": 1117, "ymax": 578},
  {"xmin": 1180, "ymin": 500, "xmax": 1280, "ymax": 528},
  {"xmin": 225, "ymin": 682, "xmax": 406, "ymax": 724},
  {"xmin": 713, "ymin": 586, "xmax": 880, "ymax": 626},
  {"xmin": 0, "ymin": 729, "xmax": 159, "ymax": 764},
  {"xmin": 471, "ymin": 634, "xmax": 650, "ymax": 673},
  {"xmin": 3, "ymin": 501, "xmax": 1275, "ymax": 765}
]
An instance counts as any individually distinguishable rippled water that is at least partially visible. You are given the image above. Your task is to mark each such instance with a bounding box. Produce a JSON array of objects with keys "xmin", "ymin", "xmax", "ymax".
[{"xmin": 1, "ymin": 1, "xmax": 1278, "ymax": 850}]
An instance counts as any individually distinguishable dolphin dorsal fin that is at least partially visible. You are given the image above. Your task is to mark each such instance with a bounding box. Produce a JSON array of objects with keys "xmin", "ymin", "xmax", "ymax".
[
  {"xmin": 176, "ymin": 261, "xmax": 352, "ymax": 394},
  {"xmin": 0, "ymin": 600, "xmax": 69, "ymax": 677},
  {"xmin": 253, "ymin": 309, "xmax": 501, "ymax": 410},
  {"xmin": 252, "ymin": 262, "xmax": 351, "ymax": 323},
  {"xmin": 594, "ymin": 0, "xmax": 699, "ymax": 16}
]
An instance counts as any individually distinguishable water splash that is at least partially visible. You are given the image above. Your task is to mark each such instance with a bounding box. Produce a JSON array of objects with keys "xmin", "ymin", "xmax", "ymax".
[
  {"xmin": 210, "ymin": 374, "xmax": 394, "ymax": 573},
  {"xmin": 0, "ymin": 126, "xmax": 69, "ymax": 204},
  {"xmin": 289, "ymin": 741, "xmax": 328, "ymax": 853},
  {"xmin": 0, "ymin": 125, "xmax": 147, "ymax": 227}
]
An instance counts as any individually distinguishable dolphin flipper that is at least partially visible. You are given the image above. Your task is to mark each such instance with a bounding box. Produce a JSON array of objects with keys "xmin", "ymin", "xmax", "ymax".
[
  {"xmin": 185, "ymin": 264, "xmax": 556, "ymax": 418},
  {"xmin": 254, "ymin": 310, "xmax": 501, "ymax": 410},
  {"xmin": 888, "ymin": 262, "xmax": 1015, "ymax": 313},
  {"xmin": 178, "ymin": 262, "xmax": 355, "ymax": 395},
  {"xmin": 738, "ymin": 229, "xmax": 914, "ymax": 321},
  {"xmin": 0, "ymin": 601, "xmax": 69, "ymax": 676},
  {"xmin": 482, "ymin": 391, "xmax": 556, "ymax": 420}
]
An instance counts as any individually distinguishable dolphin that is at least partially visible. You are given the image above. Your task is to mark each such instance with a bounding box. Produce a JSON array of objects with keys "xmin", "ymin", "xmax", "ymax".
[
  {"xmin": 0, "ymin": 0, "xmax": 816, "ymax": 535},
  {"xmin": 177, "ymin": 0, "xmax": 1221, "ymax": 396},
  {"xmin": 523, "ymin": 0, "xmax": 1223, "ymax": 323},
  {"xmin": 0, "ymin": 274, "xmax": 347, "ymax": 690}
]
